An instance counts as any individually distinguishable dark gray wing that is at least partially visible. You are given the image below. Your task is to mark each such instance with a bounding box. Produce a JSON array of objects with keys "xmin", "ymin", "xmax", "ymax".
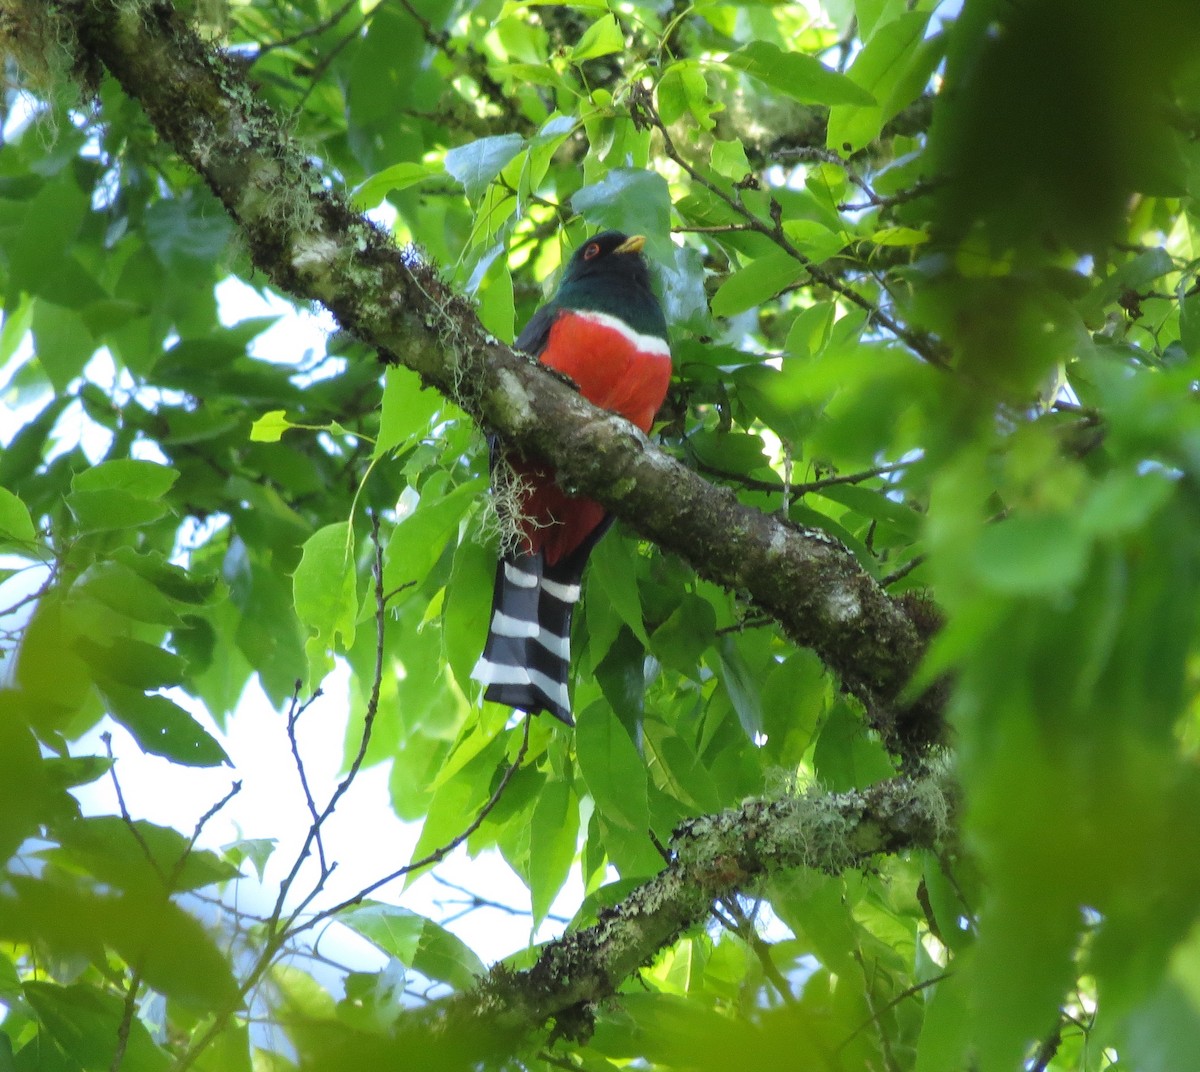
[{"xmin": 514, "ymin": 301, "xmax": 560, "ymax": 357}]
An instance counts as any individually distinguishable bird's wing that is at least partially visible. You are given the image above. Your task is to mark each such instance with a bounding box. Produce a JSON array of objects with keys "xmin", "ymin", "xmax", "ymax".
[{"xmin": 514, "ymin": 301, "xmax": 560, "ymax": 357}]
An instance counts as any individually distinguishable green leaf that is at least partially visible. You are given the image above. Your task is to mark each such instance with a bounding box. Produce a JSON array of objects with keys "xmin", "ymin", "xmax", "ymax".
[
  {"xmin": 714, "ymin": 634, "xmax": 764, "ymax": 737},
  {"xmin": 66, "ymin": 490, "xmax": 170, "ymax": 533},
  {"xmin": 724, "ymin": 42, "xmax": 876, "ymax": 107},
  {"xmin": 375, "ymin": 365, "xmax": 442, "ymax": 458},
  {"xmin": 870, "ymin": 225, "xmax": 930, "ymax": 246},
  {"xmin": 0, "ymin": 706, "xmax": 51, "ymax": 863},
  {"xmin": 572, "ymin": 170, "xmax": 673, "ymax": 262},
  {"xmin": 293, "ymin": 521, "xmax": 358, "ymax": 668},
  {"xmin": 827, "ymin": 10, "xmax": 932, "ymax": 152},
  {"xmin": 971, "ymin": 514, "xmax": 1091, "ymax": 595},
  {"xmin": 351, "ymin": 161, "xmax": 441, "ymax": 208},
  {"xmin": 571, "ymin": 14, "xmax": 623, "ymax": 61},
  {"xmin": 445, "ymin": 134, "xmax": 526, "ymax": 202},
  {"xmin": 646, "ymin": 724, "xmax": 723, "ymax": 813},
  {"xmin": 0, "ymin": 487, "xmax": 36, "ymax": 545},
  {"xmin": 32, "ymin": 300, "xmax": 95, "ymax": 393},
  {"xmin": 575, "ymin": 701, "xmax": 648, "ymax": 832},
  {"xmin": 99, "ymin": 683, "xmax": 230, "ymax": 767},
  {"xmin": 14, "ymin": 597, "xmax": 92, "ymax": 727},
  {"xmin": 76, "ymin": 635, "xmax": 186, "ymax": 690},
  {"xmin": 383, "ymin": 478, "xmax": 485, "ymax": 596},
  {"xmin": 74, "ymin": 560, "xmax": 184, "ymax": 627},
  {"xmin": 812, "ymin": 701, "xmax": 894, "ymax": 790},
  {"xmin": 222, "ymin": 837, "xmax": 277, "ymax": 882},
  {"xmin": 24, "ymin": 982, "xmax": 170, "ymax": 1072},
  {"xmin": 658, "ymin": 62, "xmax": 717, "ymax": 130},
  {"xmin": 588, "ymin": 533, "xmax": 651, "ymax": 647},
  {"xmin": 529, "ymin": 777, "xmax": 579, "ymax": 928},
  {"xmin": 51, "ymin": 815, "xmax": 238, "ymax": 893},
  {"xmin": 341, "ymin": 902, "xmax": 486, "ymax": 990},
  {"xmin": 406, "ymin": 732, "xmax": 509, "ymax": 876},
  {"xmin": 249, "ymin": 409, "xmax": 294, "ymax": 442},
  {"xmin": 710, "ymin": 251, "xmax": 807, "ymax": 317},
  {"xmin": 72, "ymin": 459, "xmax": 180, "ymax": 499},
  {"xmin": 651, "ymin": 593, "xmax": 717, "ymax": 676}
]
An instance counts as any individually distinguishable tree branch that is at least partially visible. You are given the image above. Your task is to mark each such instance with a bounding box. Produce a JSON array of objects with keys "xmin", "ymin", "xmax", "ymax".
[
  {"xmin": 297, "ymin": 769, "xmax": 955, "ymax": 1062},
  {"xmin": 33, "ymin": 0, "xmax": 945, "ymax": 758}
]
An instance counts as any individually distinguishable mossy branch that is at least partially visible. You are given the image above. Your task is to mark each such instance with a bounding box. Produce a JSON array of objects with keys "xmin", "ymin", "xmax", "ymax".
[
  {"xmin": 297, "ymin": 770, "xmax": 955, "ymax": 1063},
  {"xmin": 10, "ymin": 0, "xmax": 945, "ymax": 758}
]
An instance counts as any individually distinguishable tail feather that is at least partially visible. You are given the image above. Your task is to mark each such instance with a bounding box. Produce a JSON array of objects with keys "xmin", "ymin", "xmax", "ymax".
[{"xmin": 472, "ymin": 551, "xmax": 580, "ymax": 725}]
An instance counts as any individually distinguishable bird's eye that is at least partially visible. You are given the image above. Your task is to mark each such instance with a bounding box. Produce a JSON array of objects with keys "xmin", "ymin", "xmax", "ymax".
[{"xmin": 583, "ymin": 243, "xmax": 600, "ymax": 260}]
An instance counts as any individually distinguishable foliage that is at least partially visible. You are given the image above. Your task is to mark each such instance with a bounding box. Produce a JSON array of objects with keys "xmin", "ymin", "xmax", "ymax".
[{"xmin": 3, "ymin": 0, "xmax": 1200, "ymax": 1070}]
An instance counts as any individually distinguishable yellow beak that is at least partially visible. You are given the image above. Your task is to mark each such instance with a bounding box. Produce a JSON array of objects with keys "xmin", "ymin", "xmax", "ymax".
[{"xmin": 614, "ymin": 234, "xmax": 646, "ymax": 254}]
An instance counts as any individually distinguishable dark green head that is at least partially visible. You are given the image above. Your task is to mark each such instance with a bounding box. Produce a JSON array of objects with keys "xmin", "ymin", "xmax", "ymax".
[{"xmin": 556, "ymin": 231, "xmax": 666, "ymax": 338}]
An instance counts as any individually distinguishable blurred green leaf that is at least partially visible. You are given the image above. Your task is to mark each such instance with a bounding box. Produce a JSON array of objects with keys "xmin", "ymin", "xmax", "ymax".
[
  {"xmin": 100, "ymin": 684, "xmax": 230, "ymax": 767},
  {"xmin": 576, "ymin": 701, "xmax": 649, "ymax": 832},
  {"xmin": 529, "ymin": 778, "xmax": 580, "ymax": 927},
  {"xmin": 445, "ymin": 135, "xmax": 526, "ymax": 202},
  {"xmin": 341, "ymin": 902, "xmax": 486, "ymax": 990},
  {"xmin": 571, "ymin": 14, "xmax": 623, "ymax": 61},
  {"xmin": 710, "ymin": 252, "xmax": 806, "ymax": 317},
  {"xmin": 25, "ymin": 982, "xmax": 170, "ymax": 1072},
  {"xmin": 0, "ymin": 487, "xmax": 36, "ymax": 545},
  {"xmin": 293, "ymin": 521, "xmax": 358, "ymax": 671},
  {"xmin": 724, "ymin": 42, "xmax": 876, "ymax": 107},
  {"xmin": 572, "ymin": 170, "xmax": 673, "ymax": 261}
]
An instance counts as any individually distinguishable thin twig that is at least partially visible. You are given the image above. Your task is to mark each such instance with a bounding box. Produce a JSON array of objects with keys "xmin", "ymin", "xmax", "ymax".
[
  {"xmin": 274, "ymin": 513, "xmax": 389, "ymax": 929},
  {"xmin": 429, "ymin": 874, "xmax": 572, "ymax": 924},
  {"xmin": 837, "ymin": 971, "xmax": 950, "ymax": 1051},
  {"xmin": 109, "ymin": 964, "xmax": 144, "ymax": 1072},
  {"xmin": 852, "ymin": 948, "xmax": 902, "ymax": 1072},
  {"xmin": 102, "ymin": 732, "xmax": 163, "ymax": 883},
  {"xmin": 692, "ymin": 457, "xmax": 911, "ymax": 497},
  {"xmin": 717, "ymin": 896, "xmax": 796, "ymax": 1004},
  {"xmin": 631, "ymin": 87, "xmax": 950, "ymax": 368},
  {"xmin": 167, "ymin": 780, "xmax": 242, "ymax": 891},
  {"xmin": 309, "ymin": 716, "xmax": 533, "ymax": 925},
  {"xmin": 1029, "ymin": 1019, "xmax": 1063, "ymax": 1072},
  {"xmin": 880, "ymin": 554, "xmax": 926, "ymax": 588},
  {"xmin": 714, "ymin": 615, "xmax": 773, "ymax": 636},
  {"xmin": 251, "ymin": 0, "xmax": 359, "ymax": 56},
  {"xmin": 285, "ymin": 681, "xmax": 327, "ymax": 874}
]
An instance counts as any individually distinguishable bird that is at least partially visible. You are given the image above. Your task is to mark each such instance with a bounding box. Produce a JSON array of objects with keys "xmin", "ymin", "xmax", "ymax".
[{"xmin": 471, "ymin": 231, "xmax": 672, "ymax": 726}]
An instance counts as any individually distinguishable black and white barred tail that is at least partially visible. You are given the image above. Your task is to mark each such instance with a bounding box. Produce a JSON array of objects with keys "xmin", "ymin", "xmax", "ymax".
[{"xmin": 470, "ymin": 548, "xmax": 589, "ymax": 725}]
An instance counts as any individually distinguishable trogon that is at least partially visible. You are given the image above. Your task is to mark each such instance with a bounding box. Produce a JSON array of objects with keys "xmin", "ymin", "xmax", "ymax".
[{"xmin": 471, "ymin": 231, "xmax": 672, "ymax": 726}]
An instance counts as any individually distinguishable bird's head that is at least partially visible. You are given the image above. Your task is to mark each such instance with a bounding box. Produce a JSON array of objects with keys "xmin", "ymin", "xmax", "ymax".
[{"xmin": 560, "ymin": 231, "xmax": 653, "ymax": 292}]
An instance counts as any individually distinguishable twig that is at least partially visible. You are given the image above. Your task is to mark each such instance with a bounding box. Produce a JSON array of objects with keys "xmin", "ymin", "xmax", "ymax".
[
  {"xmin": 781, "ymin": 442, "xmax": 793, "ymax": 515},
  {"xmin": 1029, "ymin": 1017, "xmax": 1063, "ymax": 1072},
  {"xmin": 630, "ymin": 87, "xmax": 950, "ymax": 369},
  {"xmin": 273, "ymin": 513, "xmax": 389, "ymax": 929},
  {"xmin": 717, "ymin": 896, "xmax": 796, "ymax": 1004},
  {"xmin": 836, "ymin": 179, "xmax": 940, "ymax": 213},
  {"xmin": 836, "ymin": 971, "xmax": 950, "ymax": 1051},
  {"xmin": 309, "ymin": 716, "xmax": 533, "ymax": 925},
  {"xmin": 102, "ymin": 732, "xmax": 163, "ymax": 883},
  {"xmin": 852, "ymin": 948, "xmax": 901, "ymax": 1072},
  {"xmin": 691, "ymin": 457, "xmax": 911, "ymax": 497},
  {"xmin": 285, "ymin": 681, "xmax": 327, "ymax": 874},
  {"xmin": 714, "ymin": 615, "xmax": 773, "ymax": 636},
  {"xmin": 109, "ymin": 964, "xmax": 144, "ymax": 1072},
  {"xmin": 880, "ymin": 554, "xmax": 926, "ymax": 588},
  {"xmin": 251, "ymin": 0, "xmax": 359, "ymax": 56},
  {"xmin": 168, "ymin": 780, "xmax": 242, "ymax": 891},
  {"xmin": 429, "ymin": 874, "xmax": 571, "ymax": 924}
]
